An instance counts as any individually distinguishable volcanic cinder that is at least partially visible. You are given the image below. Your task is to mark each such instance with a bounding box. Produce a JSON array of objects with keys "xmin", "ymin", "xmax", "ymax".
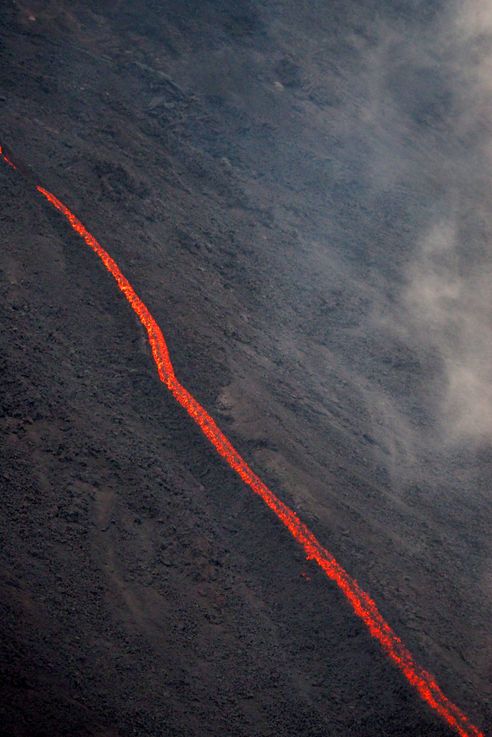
[{"xmin": 0, "ymin": 2, "xmax": 490, "ymax": 737}]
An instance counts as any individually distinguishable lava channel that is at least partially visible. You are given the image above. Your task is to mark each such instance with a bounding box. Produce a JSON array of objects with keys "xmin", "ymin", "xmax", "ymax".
[{"xmin": 0, "ymin": 144, "xmax": 485, "ymax": 737}]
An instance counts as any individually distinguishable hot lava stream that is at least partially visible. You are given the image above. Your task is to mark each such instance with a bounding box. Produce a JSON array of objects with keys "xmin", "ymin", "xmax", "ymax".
[{"xmin": 0, "ymin": 143, "xmax": 484, "ymax": 737}]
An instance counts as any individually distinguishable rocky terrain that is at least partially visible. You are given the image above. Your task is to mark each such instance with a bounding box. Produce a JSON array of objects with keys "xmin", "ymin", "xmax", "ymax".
[{"xmin": 0, "ymin": 1, "xmax": 490, "ymax": 735}]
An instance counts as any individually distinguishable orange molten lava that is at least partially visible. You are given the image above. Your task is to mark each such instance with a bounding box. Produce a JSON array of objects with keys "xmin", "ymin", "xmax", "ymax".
[
  {"xmin": 0, "ymin": 144, "xmax": 17, "ymax": 170},
  {"xmin": 1, "ymin": 147, "xmax": 484, "ymax": 737}
]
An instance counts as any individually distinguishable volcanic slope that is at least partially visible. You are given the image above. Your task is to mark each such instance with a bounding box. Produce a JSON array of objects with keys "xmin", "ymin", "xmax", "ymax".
[{"xmin": 0, "ymin": 2, "xmax": 490, "ymax": 736}]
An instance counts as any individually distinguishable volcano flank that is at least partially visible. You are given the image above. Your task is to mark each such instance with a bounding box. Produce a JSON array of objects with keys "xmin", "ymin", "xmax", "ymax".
[{"xmin": 0, "ymin": 2, "xmax": 490, "ymax": 736}]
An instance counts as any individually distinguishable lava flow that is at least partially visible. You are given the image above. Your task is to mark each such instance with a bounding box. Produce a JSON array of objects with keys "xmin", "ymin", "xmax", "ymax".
[{"xmin": 0, "ymin": 144, "xmax": 484, "ymax": 737}]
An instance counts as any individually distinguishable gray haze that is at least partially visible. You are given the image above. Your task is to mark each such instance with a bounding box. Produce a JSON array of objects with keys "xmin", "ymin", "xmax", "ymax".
[
  {"xmin": 348, "ymin": 0, "xmax": 492, "ymax": 461},
  {"xmin": 399, "ymin": 0, "xmax": 492, "ymax": 445}
]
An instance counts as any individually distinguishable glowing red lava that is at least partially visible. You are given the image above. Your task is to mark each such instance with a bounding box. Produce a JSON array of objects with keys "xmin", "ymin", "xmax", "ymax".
[
  {"xmin": 1, "ymin": 145, "xmax": 484, "ymax": 737},
  {"xmin": 0, "ymin": 144, "xmax": 17, "ymax": 170}
]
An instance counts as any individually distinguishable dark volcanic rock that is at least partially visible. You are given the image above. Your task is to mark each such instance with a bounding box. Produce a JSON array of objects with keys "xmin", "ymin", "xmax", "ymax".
[{"xmin": 0, "ymin": 2, "xmax": 490, "ymax": 736}]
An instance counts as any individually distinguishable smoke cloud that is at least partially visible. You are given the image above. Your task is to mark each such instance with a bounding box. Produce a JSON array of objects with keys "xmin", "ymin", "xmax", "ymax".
[{"xmin": 359, "ymin": 0, "xmax": 492, "ymax": 452}]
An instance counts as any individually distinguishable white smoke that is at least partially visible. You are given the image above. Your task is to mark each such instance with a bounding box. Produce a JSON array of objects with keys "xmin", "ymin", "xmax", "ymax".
[
  {"xmin": 403, "ymin": 218, "xmax": 492, "ymax": 444},
  {"xmin": 363, "ymin": 0, "xmax": 492, "ymax": 449}
]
